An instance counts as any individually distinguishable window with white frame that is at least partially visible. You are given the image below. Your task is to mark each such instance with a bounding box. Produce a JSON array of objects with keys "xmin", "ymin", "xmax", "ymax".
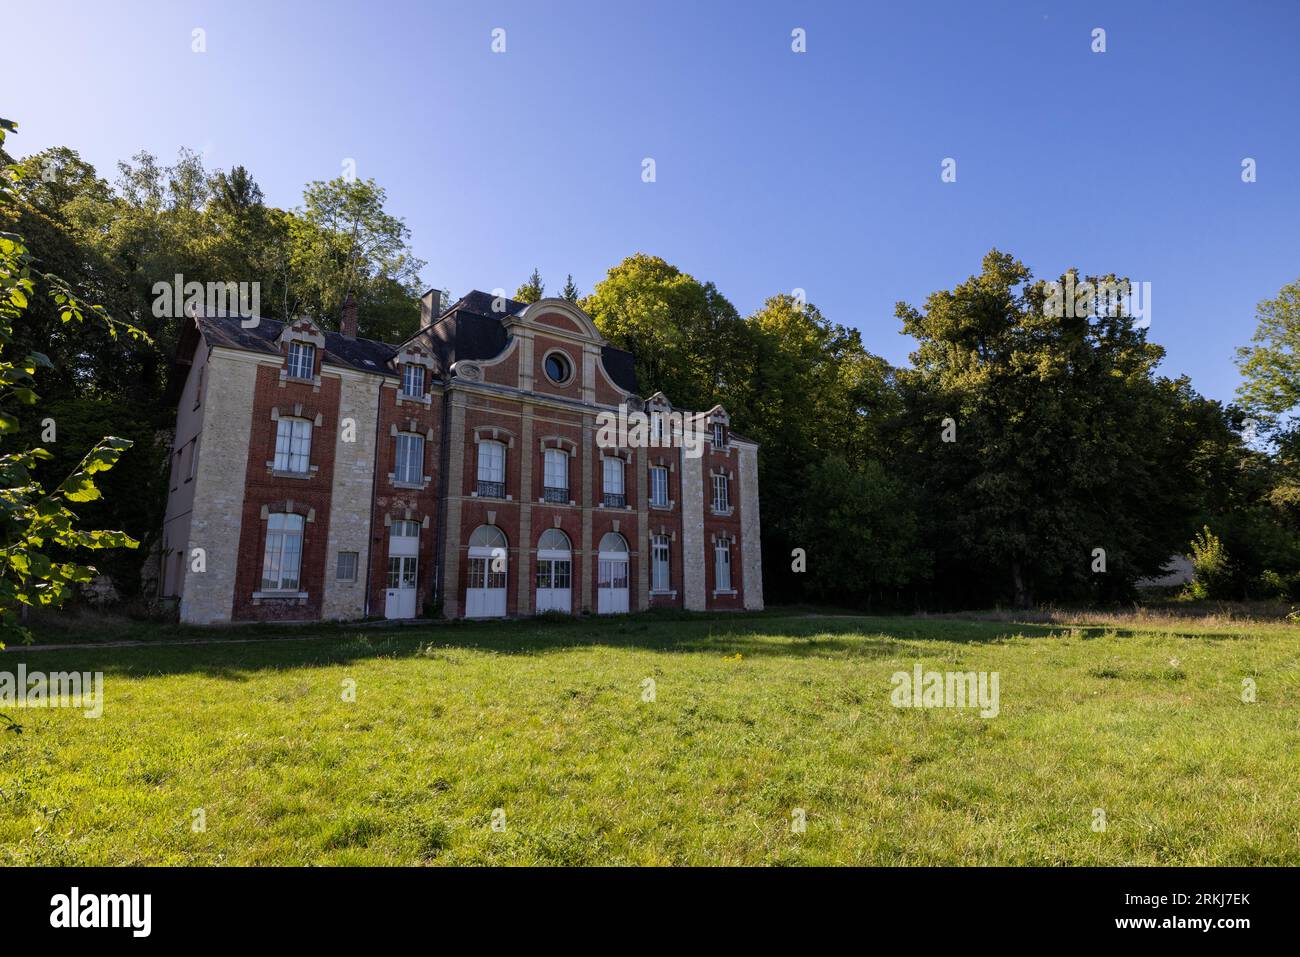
[
  {"xmin": 287, "ymin": 341, "xmax": 315, "ymax": 380},
  {"xmin": 602, "ymin": 456, "xmax": 625, "ymax": 506},
  {"xmin": 543, "ymin": 448, "xmax": 568, "ymax": 499},
  {"xmin": 394, "ymin": 432, "xmax": 424, "ymax": 484},
  {"xmin": 477, "ymin": 439, "xmax": 506, "ymax": 497},
  {"xmin": 477, "ymin": 440, "xmax": 505, "ymax": 482},
  {"xmin": 274, "ymin": 417, "xmax": 312, "ymax": 473},
  {"xmin": 261, "ymin": 513, "xmax": 305, "ymax": 591},
  {"xmin": 714, "ymin": 538, "xmax": 731, "ymax": 592},
  {"xmin": 712, "ymin": 473, "xmax": 730, "ymax": 512},
  {"xmin": 652, "ymin": 535, "xmax": 671, "ymax": 592},
  {"xmin": 651, "ymin": 411, "xmax": 665, "ymax": 444},
  {"xmin": 650, "ymin": 466, "xmax": 669, "ymax": 506},
  {"xmin": 336, "ymin": 551, "xmax": 358, "ymax": 582},
  {"xmin": 712, "ymin": 422, "xmax": 725, "ymax": 449},
  {"xmin": 401, "ymin": 363, "xmax": 425, "ymax": 398}
]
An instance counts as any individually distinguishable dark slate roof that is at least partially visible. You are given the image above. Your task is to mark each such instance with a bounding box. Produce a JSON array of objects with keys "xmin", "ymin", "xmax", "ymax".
[
  {"xmin": 433, "ymin": 292, "xmax": 640, "ymax": 394},
  {"xmin": 451, "ymin": 290, "xmax": 528, "ymax": 319},
  {"xmin": 600, "ymin": 345, "xmax": 638, "ymax": 393},
  {"xmin": 195, "ymin": 313, "xmax": 397, "ymax": 375},
  {"xmin": 195, "ymin": 293, "xmax": 640, "ymax": 394}
]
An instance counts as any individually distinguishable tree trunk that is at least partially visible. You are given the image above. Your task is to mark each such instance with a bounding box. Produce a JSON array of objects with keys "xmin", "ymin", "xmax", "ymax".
[{"xmin": 1011, "ymin": 560, "xmax": 1030, "ymax": 609}]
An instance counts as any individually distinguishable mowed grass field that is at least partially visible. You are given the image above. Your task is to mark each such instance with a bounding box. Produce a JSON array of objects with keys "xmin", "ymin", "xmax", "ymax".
[{"xmin": 1, "ymin": 610, "xmax": 1297, "ymax": 865}]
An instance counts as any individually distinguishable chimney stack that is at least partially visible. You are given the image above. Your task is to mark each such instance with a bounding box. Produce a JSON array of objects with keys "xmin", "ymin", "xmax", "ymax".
[
  {"xmin": 419, "ymin": 288, "xmax": 443, "ymax": 330},
  {"xmin": 340, "ymin": 293, "xmax": 358, "ymax": 339}
]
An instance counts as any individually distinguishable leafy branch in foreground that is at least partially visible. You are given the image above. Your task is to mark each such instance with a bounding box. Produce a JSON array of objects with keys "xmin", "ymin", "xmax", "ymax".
[{"xmin": 0, "ymin": 118, "xmax": 152, "ymax": 645}]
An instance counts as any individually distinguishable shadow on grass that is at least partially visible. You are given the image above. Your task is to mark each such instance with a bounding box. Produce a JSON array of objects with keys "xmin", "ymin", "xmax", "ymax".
[{"xmin": 4, "ymin": 607, "xmax": 1258, "ymax": 680}]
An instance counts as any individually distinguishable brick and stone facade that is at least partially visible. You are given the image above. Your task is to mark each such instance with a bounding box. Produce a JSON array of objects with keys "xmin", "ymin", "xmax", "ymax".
[{"xmin": 161, "ymin": 292, "xmax": 763, "ymax": 623}]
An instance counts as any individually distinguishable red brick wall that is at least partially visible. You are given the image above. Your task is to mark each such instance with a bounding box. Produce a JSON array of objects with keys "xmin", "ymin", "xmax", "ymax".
[
  {"xmin": 368, "ymin": 384, "xmax": 443, "ymax": 616},
  {"xmin": 702, "ymin": 435, "xmax": 744, "ymax": 611},
  {"xmin": 646, "ymin": 449, "xmax": 685, "ymax": 608},
  {"xmin": 232, "ymin": 364, "xmax": 339, "ymax": 621}
]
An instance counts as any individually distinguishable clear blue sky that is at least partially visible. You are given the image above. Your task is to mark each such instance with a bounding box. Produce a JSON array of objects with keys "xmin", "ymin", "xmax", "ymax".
[{"xmin": 10, "ymin": 0, "xmax": 1300, "ymax": 402}]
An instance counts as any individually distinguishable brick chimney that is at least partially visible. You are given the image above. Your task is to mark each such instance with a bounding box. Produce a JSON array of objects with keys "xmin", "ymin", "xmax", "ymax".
[
  {"xmin": 419, "ymin": 288, "xmax": 443, "ymax": 330},
  {"xmin": 340, "ymin": 293, "xmax": 358, "ymax": 339}
]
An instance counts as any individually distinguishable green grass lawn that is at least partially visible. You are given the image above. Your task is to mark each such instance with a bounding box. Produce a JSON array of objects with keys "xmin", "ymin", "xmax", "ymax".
[{"xmin": 1, "ymin": 610, "xmax": 1297, "ymax": 865}]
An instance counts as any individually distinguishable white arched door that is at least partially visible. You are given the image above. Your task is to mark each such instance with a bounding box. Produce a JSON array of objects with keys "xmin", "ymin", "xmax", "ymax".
[
  {"xmin": 466, "ymin": 525, "xmax": 508, "ymax": 618},
  {"xmin": 597, "ymin": 532, "xmax": 630, "ymax": 614},
  {"xmin": 534, "ymin": 528, "xmax": 572, "ymax": 614}
]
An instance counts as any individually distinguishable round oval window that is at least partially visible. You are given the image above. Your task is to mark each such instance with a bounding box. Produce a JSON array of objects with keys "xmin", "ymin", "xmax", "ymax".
[{"xmin": 544, "ymin": 352, "xmax": 571, "ymax": 384}]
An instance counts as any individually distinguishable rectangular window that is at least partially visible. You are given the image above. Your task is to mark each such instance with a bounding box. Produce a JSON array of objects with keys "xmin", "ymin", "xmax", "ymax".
[
  {"xmin": 287, "ymin": 342, "xmax": 315, "ymax": 380},
  {"xmin": 274, "ymin": 417, "xmax": 312, "ymax": 473},
  {"xmin": 543, "ymin": 448, "xmax": 568, "ymax": 498},
  {"xmin": 401, "ymin": 363, "xmax": 425, "ymax": 397},
  {"xmin": 336, "ymin": 551, "xmax": 358, "ymax": 582},
  {"xmin": 651, "ymin": 412, "xmax": 664, "ymax": 444},
  {"xmin": 186, "ymin": 438, "xmax": 199, "ymax": 481},
  {"xmin": 603, "ymin": 456, "xmax": 624, "ymax": 493},
  {"xmin": 478, "ymin": 440, "xmax": 505, "ymax": 482},
  {"xmin": 476, "ymin": 440, "xmax": 506, "ymax": 497},
  {"xmin": 652, "ymin": 535, "xmax": 671, "ymax": 592},
  {"xmin": 261, "ymin": 513, "xmax": 305, "ymax": 591},
  {"xmin": 395, "ymin": 433, "xmax": 424, "ymax": 485},
  {"xmin": 602, "ymin": 457, "xmax": 625, "ymax": 507},
  {"xmin": 712, "ymin": 422, "xmax": 725, "ymax": 449},
  {"xmin": 715, "ymin": 539, "xmax": 731, "ymax": 592},
  {"xmin": 650, "ymin": 466, "xmax": 669, "ymax": 507},
  {"xmin": 712, "ymin": 473, "xmax": 730, "ymax": 512},
  {"xmin": 390, "ymin": 519, "xmax": 419, "ymax": 539}
]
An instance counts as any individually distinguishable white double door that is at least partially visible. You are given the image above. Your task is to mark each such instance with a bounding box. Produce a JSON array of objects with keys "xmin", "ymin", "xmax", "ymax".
[
  {"xmin": 597, "ymin": 556, "xmax": 629, "ymax": 614},
  {"xmin": 385, "ymin": 520, "xmax": 421, "ymax": 619},
  {"xmin": 535, "ymin": 549, "xmax": 572, "ymax": 613},
  {"xmin": 466, "ymin": 547, "xmax": 508, "ymax": 618}
]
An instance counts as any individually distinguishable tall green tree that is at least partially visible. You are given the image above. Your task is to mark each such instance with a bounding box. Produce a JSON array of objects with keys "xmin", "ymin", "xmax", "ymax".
[
  {"xmin": 583, "ymin": 254, "xmax": 748, "ymax": 412},
  {"xmin": 289, "ymin": 176, "xmax": 425, "ymax": 341},
  {"xmin": 1236, "ymin": 279, "xmax": 1300, "ymax": 415},
  {"xmin": 895, "ymin": 249, "xmax": 1196, "ymax": 606},
  {"xmin": 0, "ymin": 119, "xmax": 146, "ymax": 644},
  {"xmin": 514, "ymin": 268, "xmax": 544, "ymax": 304}
]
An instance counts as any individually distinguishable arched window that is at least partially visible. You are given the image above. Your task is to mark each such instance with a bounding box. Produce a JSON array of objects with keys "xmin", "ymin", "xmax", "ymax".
[
  {"xmin": 538, "ymin": 528, "xmax": 570, "ymax": 554},
  {"xmin": 469, "ymin": 525, "xmax": 507, "ymax": 551},
  {"xmin": 599, "ymin": 532, "xmax": 628, "ymax": 554},
  {"xmin": 536, "ymin": 529, "xmax": 572, "ymax": 608},
  {"xmin": 466, "ymin": 525, "xmax": 507, "ymax": 617},
  {"xmin": 597, "ymin": 532, "xmax": 629, "ymax": 614}
]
